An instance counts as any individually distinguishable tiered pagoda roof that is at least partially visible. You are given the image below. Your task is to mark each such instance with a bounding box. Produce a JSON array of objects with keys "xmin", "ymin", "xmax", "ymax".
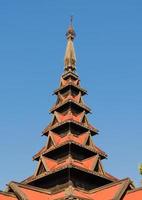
[{"xmin": 1, "ymin": 21, "xmax": 142, "ymax": 199}]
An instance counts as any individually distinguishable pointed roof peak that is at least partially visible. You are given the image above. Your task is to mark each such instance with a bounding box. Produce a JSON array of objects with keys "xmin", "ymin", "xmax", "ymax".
[
  {"xmin": 66, "ymin": 16, "xmax": 76, "ymax": 40},
  {"xmin": 64, "ymin": 17, "xmax": 76, "ymax": 72}
]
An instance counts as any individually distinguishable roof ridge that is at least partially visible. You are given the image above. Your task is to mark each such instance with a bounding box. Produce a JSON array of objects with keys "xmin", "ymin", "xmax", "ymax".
[
  {"xmin": 9, "ymin": 182, "xmax": 28, "ymax": 200},
  {"xmin": 113, "ymin": 179, "xmax": 132, "ymax": 200}
]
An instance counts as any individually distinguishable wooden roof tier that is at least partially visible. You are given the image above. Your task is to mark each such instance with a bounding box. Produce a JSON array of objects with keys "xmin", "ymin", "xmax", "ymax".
[
  {"xmin": 50, "ymin": 96, "xmax": 91, "ymax": 114},
  {"xmin": 22, "ymin": 166, "xmax": 115, "ymax": 189},
  {"xmin": 42, "ymin": 120, "xmax": 98, "ymax": 136},
  {"xmin": 33, "ymin": 132, "xmax": 107, "ymax": 161},
  {"xmin": 2, "ymin": 178, "xmax": 142, "ymax": 200},
  {"xmin": 54, "ymin": 83, "xmax": 87, "ymax": 96},
  {"xmin": 62, "ymin": 71, "xmax": 79, "ymax": 80}
]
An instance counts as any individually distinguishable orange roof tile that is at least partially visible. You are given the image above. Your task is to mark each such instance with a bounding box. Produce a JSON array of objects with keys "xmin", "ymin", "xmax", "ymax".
[
  {"xmin": 50, "ymin": 132, "xmax": 61, "ymax": 145},
  {"xmin": 4, "ymin": 178, "xmax": 139, "ymax": 200},
  {"xmin": 54, "ymin": 132, "xmax": 89, "ymax": 145},
  {"xmin": 35, "ymin": 155, "xmax": 110, "ymax": 180},
  {"xmin": 19, "ymin": 187, "xmax": 51, "ymax": 200},
  {"xmin": 46, "ymin": 131, "xmax": 90, "ymax": 148},
  {"xmin": 34, "ymin": 132, "xmax": 89, "ymax": 157},
  {"xmin": 56, "ymin": 110, "xmax": 84, "ymax": 123},
  {"xmin": 33, "ymin": 132, "xmax": 107, "ymax": 160},
  {"xmin": 83, "ymin": 155, "xmax": 99, "ymax": 170},
  {"xmin": 0, "ymin": 193, "xmax": 16, "ymax": 200},
  {"xmin": 7, "ymin": 182, "xmax": 92, "ymax": 200},
  {"xmin": 89, "ymin": 179, "xmax": 131, "ymax": 200},
  {"xmin": 63, "ymin": 92, "xmax": 81, "ymax": 102},
  {"xmin": 42, "ymin": 156, "xmax": 57, "ymax": 171},
  {"xmin": 43, "ymin": 119, "xmax": 98, "ymax": 135},
  {"xmin": 90, "ymin": 183, "xmax": 123, "ymax": 199},
  {"xmin": 124, "ymin": 188, "xmax": 142, "ymax": 200}
]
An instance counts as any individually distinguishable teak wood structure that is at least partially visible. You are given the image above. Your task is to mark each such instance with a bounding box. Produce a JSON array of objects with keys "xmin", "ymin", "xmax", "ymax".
[{"xmin": 1, "ymin": 23, "xmax": 142, "ymax": 200}]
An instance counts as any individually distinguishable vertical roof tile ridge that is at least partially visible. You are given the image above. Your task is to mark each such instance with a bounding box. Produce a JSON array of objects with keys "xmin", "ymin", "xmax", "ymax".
[
  {"xmin": 8, "ymin": 182, "xmax": 28, "ymax": 200},
  {"xmin": 113, "ymin": 179, "xmax": 132, "ymax": 200}
]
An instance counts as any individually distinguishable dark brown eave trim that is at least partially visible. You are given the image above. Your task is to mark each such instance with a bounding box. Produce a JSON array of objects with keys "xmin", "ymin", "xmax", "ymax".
[
  {"xmin": 9, "ymin": 181, "xmax": 51, "ymax": 195},
  {"xmin": 54, "ymin": 195, "xmax": 92, "ymax": 200},
  {"xmin": 62, "ymin": 71, "xmax": 79, "ymax": 80},
  {"xmin": 33, "ymin": 140, "xmax": 107, "ymax": 161},
  {"xmin": 18, "ymin": 179, "xmax": 135, "ymax": 200},
  {"xmin": 43, "ymin": 120, "xmax": 98, "ymax": 136},
  {"xmin": 89, "ymin": 178, "xmax": 132, "ymax": 194},
  {"xmin": 50, "ymin": 99, "xmax": 91, "ymax": 114},
  {"xmin": 54, "ymin": 83, "xmax": 87, "ymax": 95},
  {"xmin": 62, "ymin": 195, "xmax": 92, "ymax": 200},
  {"xmin": 4, "ymin": 183, "xmax": 90, "ymax": 200},
  {"xmin": 126, "ymin": 186, "xmax": 142, "ymax": 195},
  {"xmin": 14, "ymin": 179, "xmax": 136, "ymax": 200},
  {"xmin": 23, "ymin": 164, "xmax": 113, "ymax": 185},
  {"xmin": 72, "ymin": 165, "xmax": 113, "ymax": 182}
]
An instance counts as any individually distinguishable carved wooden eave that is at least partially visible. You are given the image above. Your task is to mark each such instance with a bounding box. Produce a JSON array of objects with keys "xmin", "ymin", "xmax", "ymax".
[
  {"xmin": 42, "ymin": 120, "xmax": 99, "ymax": 136},
  {"xmin": 3, "ymin": 178, "xmax": 137, "ymax": 200},
  {"xmin": 22, "ymin": 163, "xmax": 115, "ymax": 185},
  {"xmin": 54, "ymin": 83, "xmax": 87, "ymax": 96},
  {"xmin": 33, "ymin": 140, "xmax": 107, "ymax": 161},
  {"xmin": 5, "ymin": 181, "xmax": 52, "ymax": 195},
  {"xmin": 50, "ymin": 98, "xmax": 91, "ymax": 114},
  {"xmin": 62, "ymin": 71, "xmax": 79, "ymax": 80}
]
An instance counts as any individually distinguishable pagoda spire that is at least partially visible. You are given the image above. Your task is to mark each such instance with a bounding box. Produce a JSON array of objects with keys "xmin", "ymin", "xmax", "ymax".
[
  {"xmin": 21, "ymin": 22, "xmax": 116, "ymax": 192},
  {"xmin": 64, "ymin": 17, "xmax": 76, "ymax": 71}
]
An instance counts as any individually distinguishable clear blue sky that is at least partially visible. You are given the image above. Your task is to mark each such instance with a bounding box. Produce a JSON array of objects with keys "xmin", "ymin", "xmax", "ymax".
[{"xmin": 0, "ymin": 0, "xmax": 142, "ymax": 189}]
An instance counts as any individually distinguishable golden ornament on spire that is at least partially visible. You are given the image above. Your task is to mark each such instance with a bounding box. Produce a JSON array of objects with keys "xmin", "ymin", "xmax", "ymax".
[{"xmin": 64, "ymin": 16, "xmax": 76, "ymax": 71}]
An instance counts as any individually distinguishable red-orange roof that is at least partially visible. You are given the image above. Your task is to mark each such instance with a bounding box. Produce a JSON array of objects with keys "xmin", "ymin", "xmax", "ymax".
[
  {"xmin": 33, "ymin": 132, "xmax": 107, "ymax": 160},
  {"xmin": 60, "ymin": 76, "xmax": 80, "ymax": 87},
  {"xmin": 43, "ymin": 118, "xmax": 98, "ymax": 135},
  {"xmin": 53, "ymin": 110, "xmax": 85, "ymax": 123},
  {"xmin": 124, "ymin": 188, "xmax": 142, "ymax": 200},
  {"xmin": 50, "ymin": 98, "xmax": 91, "ymax": 113},
  {"xmin": 39, "ymin": 155, "xmax": 99, "ymax": 172},
  {"xmin": 0, "ymin": 193, "xmax": 16, "ymax": 200},
  {"xmin": 57, "ymin": 91, "xmax": 81, "ymax": 103},
  {"xmin": 54, "ymin": 81, "xmax": 87, "ymax": 95},
  {"xmin": 51, "ymin": 131, "xmax": 89, "ymax": 145},
  {"xmin": 90, "ymin": 181, "xmax": 125, "ymax": 199},
  {"xmin": 34, "ymin": 155, "xmax": 115, "ymax": 182},
  {"xmin": 1, "ymin": 178, "xmax": 141, "ymax": 200}
]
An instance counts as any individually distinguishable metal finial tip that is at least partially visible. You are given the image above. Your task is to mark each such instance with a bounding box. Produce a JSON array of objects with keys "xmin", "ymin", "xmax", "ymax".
[
  {"xmin": 66, "ymin": 16, "xmax": 75, "ymax": 40},
  {"xmin": 70, "ymin": 15, "xmax": 73, "ymax": 26}
]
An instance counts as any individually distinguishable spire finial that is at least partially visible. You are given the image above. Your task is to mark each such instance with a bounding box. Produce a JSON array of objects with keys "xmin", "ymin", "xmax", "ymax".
[
  {"xmin": 70, "ymin": 15, "xmax": 73, "ymax": 26},
  {"xmin": 66, "ymin": 16, "xmax": 76, "ymax": 40},
  {"xmin": 64, "ymin": 18, "xmax": 76, "ymax": 71}
]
